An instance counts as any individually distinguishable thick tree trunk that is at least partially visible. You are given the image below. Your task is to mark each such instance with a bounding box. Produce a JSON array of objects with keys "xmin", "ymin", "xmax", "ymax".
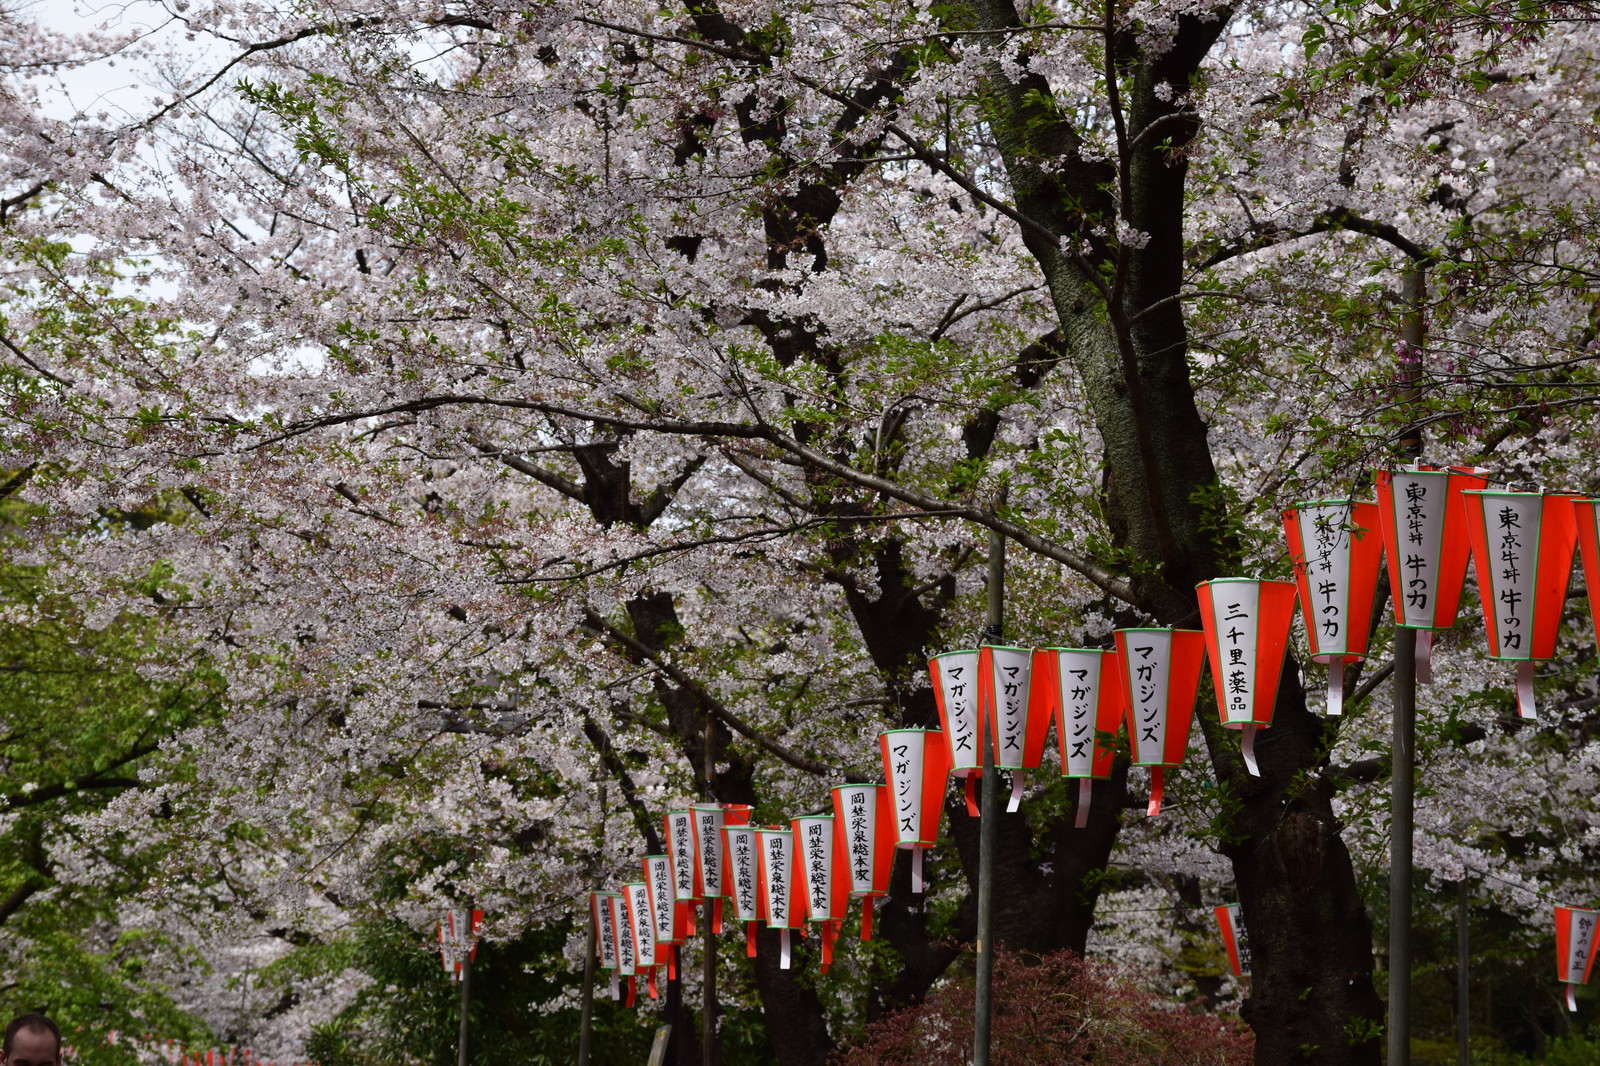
[{"xmin": 951, "ymin": 2, "xmax": 1386, "ymax": 1062}]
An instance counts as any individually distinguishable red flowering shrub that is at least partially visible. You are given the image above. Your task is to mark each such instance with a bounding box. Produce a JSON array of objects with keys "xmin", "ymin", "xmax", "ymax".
[{"xmin": 833, "ymin": 949, "xmax": 1252, "ymax": 1066}]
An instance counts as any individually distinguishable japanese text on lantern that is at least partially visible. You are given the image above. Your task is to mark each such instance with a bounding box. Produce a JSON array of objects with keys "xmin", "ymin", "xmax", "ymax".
[
  {"xmin": 1310, "ymin": 511, "xmax": 1344, "ymax": 641},
  {"xmin": 631, "ymin": 887, "xmax": 654, "ymax": 959},
  {"xmin": 615, "ymin": 899, "xmax": 635, "ymax": 972},
  {"xmin": 697, "ymin": 810, "xmax": 721, "ymax": 888},
  {"xmin": 670, "ymin": 814, "xmax": 694, "ymax": 896},
  {"xmin": 1498, "ymin": 505, "xmax": 1526, "ymax": 650},
  {"xmin": 805, "ymin": 822, "xmax": 828, "ymax": 912},
  {"xmin": 649, "ymin": 858, "xmax": 673, "ymax": 937},
  {"xmin": 597, "ymin": 898, "xmax": 617, "ymax": 967},
  {"xmin": 1404, "ymin": 479, "xmax": 1432, "ymax": 614},
  {"xmin": 734, "ymin": 831, "xmax": 755, "ymax": 916},
  {"xmin": 1222, "ymin": 599, "xmax": 1253, "ymax": 723},
  {"xmin": 892, "ymin": 742, "xmax": 917, "ymax": 834},
  {"xmin": 1573, "ymin": 912, "xmax": 1596, "ymax": 978},
  {"xmin": 1132, "ymin": 642, "xmax": 1161, "ymax": 747},
  {"xmin": 1065, "ymin": 664, "xmax": 1093, "ymax": 765},
  {"xmin": 847, "ymin": 789, "xmax": 871, "ymax": 889},
  {"xmin": 766, "ymin": 835, "xmax": 788, "ymax": 923},
  {"xmin": 998, "ymin": 661, "xmax": 1025, "ymax": 753},
  {"xmin": 939, "ymin": 661, "xmax": 973, "ymax": 757}
]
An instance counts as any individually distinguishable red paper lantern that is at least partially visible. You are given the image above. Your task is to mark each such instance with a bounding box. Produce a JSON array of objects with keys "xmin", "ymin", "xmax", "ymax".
[
  {"xmin": 610, "ymin": 892, "xmax": 638, "ymax": 1006},
  {"xmin": 722, "ymin": 821, "xmax": 762, "ymax": 958},
  {"xmin": 624, "ymin": 882, "xmax": 660, "ymax": 1000},
  {"xmin": 1113, "ymin": 629, "xmax": 1205, "ymax": 815},
  {"xmin": 757, "ymin": 825, "xmax": 804, "ymax": 969},
  {"xmin": 642, "ymin": 854, "xmax": 683, "ymax": 980},
  {"xmin": 1036, "ymin": 648, "xmax": 1124, "ymax": 828},
  {"xmin": 878, "ymin": 729, "xmax": 951, "ymax": 892},
  {"xmin": 981, "ymin": 645, "xmax": 1049, "ymax": 812},
  {"xmin": 691, "ymin": 802, "xmax": 753, "ymax": 934},
  {"xmin": 1572, "ymin": 500, "xmax": 1600, "ymax": 658},
  {"xmin": 438, "ymin": 908, "xmax": 482, "ymax": 981},
  {"xmin": 1283, "ymin": 500, "xmax": 1384, "ymax": 715},
  {"xmin": 1557, "ymin": 905, "xmax": 1600, "ymax": 1012},
  {"xmin": 590, "ymin": 891, "xmax": 621, "ymax": 998},
  {"xmin": 794, "ymin": 814, "xmax": 850, "ymax": 971},
  {"xmin": 1375, "ymin": 465, "xmax": 1489, "ymax": 681},
  {"xmin": 1197, "ymin": 578, "xmax": 1298, "ymax": 777},
  {"xmin": 663, "ymin": 810, "xmax": 700, "ymax": 937},
  {"xmin": 930, "ymin": 649, "xmax": 981, "ymax": 790},
  {"xmin": 1463, "ymin": 491, "xmax": 1579, "ymax": 719},
  {"xmin": 831, "ymin": 783, "xmax": 895, "ymax": 939},
  {"xmin": 1214, "ymin": 903, "xmax": 1251, "ymax": 979}
]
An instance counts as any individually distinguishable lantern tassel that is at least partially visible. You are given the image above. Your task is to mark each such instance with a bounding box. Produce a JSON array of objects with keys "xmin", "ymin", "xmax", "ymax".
[
  {"xmin": 779, "ymin": 929, "xmax": 792, "ymax": 970},
  {"xmin": 1569, "ymin": 984, "xmax": 1578, "ymax": 1012},
  {"xmin": 684, "ymin": 906, "xmax": 697, "ymax": 938},
  {"xmin": 746, "ymin": 922, "xmax": 758, "ymax": 958},
  {"xmin": 860, "ymin": 900, "xmax": 873, "ymax": 941},
  {"xmin": 668, "ymin": 945, "xmax": 677, "ymax": 981},
  {"xmin": 911, "ymin": 846, "xmax": 925, "ymax": 893},
  {"xmin": 712, "ymin": 898, "xmax": 723, "ymax": 934},
  {"xmin": 1326, "ymin": 660, "xmax": 1344, "ymax": 717},
  {"xmin": 1241, "ymin": 723, "xmax": 1261, "ymax": 777},
  {"xmin": 1006, "ymin": 769, "xmax": 1026, "ymax": 813},
  {"xmin": 648, "ymin": 968, "xmax": 658, "ymax": 999},
  {"xmin": 625, "ymin": 976, "xmax": 636, "ymax": 1007},
  {"xmin": 963, "ymin": 774, "xmax": 980, "ymax": 817},
  {"xmin": 1074, "ymin": 778, "xmax": 1092, "ymax": 829},
  {"xmin": 609, "ymin": 973, "xmax": 620, "ymax": 1000},
  {"xmin": 1147, "ymin": 768, "xmax": 1164, "ymax": 817},
  {"xmin": 1516, "ymin": 660, "xmax": 1538, "ymax": 720},
  {"xmin": 1416, "ymin": 629, "xmax": 1434, "ymax": 684},
  {"xmin": 820, "ymin": 921, "xmax": 839, "ymax": 973}
]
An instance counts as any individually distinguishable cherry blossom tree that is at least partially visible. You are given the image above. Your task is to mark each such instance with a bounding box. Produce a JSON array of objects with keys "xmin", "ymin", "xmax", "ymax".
[{"xmin": 5, "ymin": 0, "xmax": 1600, "ymax": 1063}]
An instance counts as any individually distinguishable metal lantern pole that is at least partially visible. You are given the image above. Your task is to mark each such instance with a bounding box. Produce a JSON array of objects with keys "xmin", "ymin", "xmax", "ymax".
[
  {"xmin": 1389, "ymin": 262, "xmax": 1427, "ymax": 1066},
  {"xmin": 974, "ymin": 527, "xmax": 1004, "ymax": 1066},
  {"xmin": 456, "ymin": 932, "xmax": 473, "ymax": 1066},
  {"xmin": 702, "ymin": 714, "xmax": 718, "ymax": 1066},
  {"xmin": 577, "ymin": 910, "xmax": 596, "ymax": 1066}
]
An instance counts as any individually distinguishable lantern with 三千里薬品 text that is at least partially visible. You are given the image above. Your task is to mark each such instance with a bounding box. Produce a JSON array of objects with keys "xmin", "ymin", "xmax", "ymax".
[
  {"xmin": 1462, "ymin": 490, "xmax": 1578, "ymax": 719},
  {"xmin": 831, "ymin": 783, "xmax": 894, "ymax": 939},
  {"xmin": 1556, "ymin": 905, "xmax": 1600, "ymax": 1012},
  {"xmin": 1197, "ymin": 578, "xmax": 1298, "ymax": 777},
  {"xmin": 878, "ymin": 729, "xmax": 951, "ymax": 892},
  {"xmin": 1036, "ymin": 647, "xmax": 1124, "ymax": 827},
  {"xmin": 1113, "ymin": 629, "xmax": 1205, "ymax": 815},
  {"xmin": 1375, "ymin": 465, "xmax": 1489, "ymax": 681},
  {"xmin": 1283, "ymin": 500, "xmax": 1384, "ymax": 715}
]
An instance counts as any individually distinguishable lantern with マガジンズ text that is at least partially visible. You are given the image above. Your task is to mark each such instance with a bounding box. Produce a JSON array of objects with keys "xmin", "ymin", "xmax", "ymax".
[
  {"xmin": 930, "ymin": 650, "xmax": 982, "ymax": 814},
  {"xmin": 757, "ymin": 825, "xmax": 805, "ymax": 969},
  {"xmin": 1283, "ymin": 500, "xmax": 1384, "ymax": 715},
  {"xmin": 1113, "ymin": 628, "xmax": 1205, "ymax": 816},
  {"xmin": 1375, "ymin": 465, "xmax": 1489, "ymax": 681},
  {"xmin": 1036, "ymin": 647, "xmax": 1124, "ymax": 827},
  {"xmin": 1197, "ymin": 578, "xmax": 1298, "ymax": 777},
  {"xmin": 980, "ymin": 644, "xmax": 1048, "ymax": 812},
  {"xmin": 794, "ymin": 814, "xmax": 850, "ymax": 971},
  {"xmin": 831, "ymin": 783, "xmax": 894, "ymax": 939},
  {"xmin": 1463, "ymin": 490, "xmax": 1578, "ymax": 720},
  {"xmin": 1556, "ymin": 905, "xmax": 1600, "ymax": 1012},
  {"xmin": 878, "ymin": 729, "xmax": 951, "ymax": 892},
  {"xmin": 1214, "ymin": 903, "xmax": 1251, "ymax": 979}
]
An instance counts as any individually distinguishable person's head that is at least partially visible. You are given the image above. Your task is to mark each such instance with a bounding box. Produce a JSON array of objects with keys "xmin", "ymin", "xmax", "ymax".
[{"xmin": 0, "ymin": 1015, "xmax": 61, "ymax": 1066}]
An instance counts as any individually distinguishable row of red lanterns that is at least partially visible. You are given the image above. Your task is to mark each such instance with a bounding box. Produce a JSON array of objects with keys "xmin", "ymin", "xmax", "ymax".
[{"xmin": 584, "ymin": 466, "xmax": 1600, "ymax": 993}]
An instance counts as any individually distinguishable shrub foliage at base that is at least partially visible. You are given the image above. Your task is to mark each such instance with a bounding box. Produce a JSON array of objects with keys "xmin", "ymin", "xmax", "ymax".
[{"xmin": 833, "ymin": 950, "xmax": 1252, "ymax": 1066}]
